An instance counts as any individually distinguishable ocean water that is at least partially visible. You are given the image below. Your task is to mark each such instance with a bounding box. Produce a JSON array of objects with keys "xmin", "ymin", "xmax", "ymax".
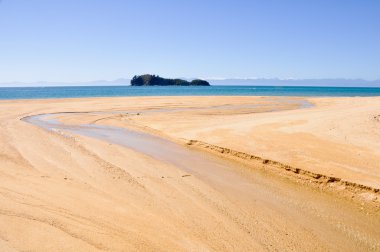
[{"xmin": 1, "ymin": 86, "xmax": 380, "ymax": 100}]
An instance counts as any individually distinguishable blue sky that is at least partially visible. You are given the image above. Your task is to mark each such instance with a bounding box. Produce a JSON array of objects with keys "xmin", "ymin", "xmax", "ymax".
[{"xmin": 0, "ymin": 0, "xmax": 379, "ymax": 83}]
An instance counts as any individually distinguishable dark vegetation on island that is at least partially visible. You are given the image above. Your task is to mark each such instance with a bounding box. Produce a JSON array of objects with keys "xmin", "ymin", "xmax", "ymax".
[{"xmin": 131, "ymin": 74, "xmax": 210, "ymax": 86}]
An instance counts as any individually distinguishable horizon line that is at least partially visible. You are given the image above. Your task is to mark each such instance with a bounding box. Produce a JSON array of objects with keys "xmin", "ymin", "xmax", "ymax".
[{"xmin": 1, "ymin": 77, "xmax": 380, "ymax": 85}]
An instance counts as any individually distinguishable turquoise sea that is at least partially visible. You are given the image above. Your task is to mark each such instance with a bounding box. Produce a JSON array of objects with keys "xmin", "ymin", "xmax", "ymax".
[{"xmin": 1, "ymin": 86, "xmax": 380, "ymax": 100}]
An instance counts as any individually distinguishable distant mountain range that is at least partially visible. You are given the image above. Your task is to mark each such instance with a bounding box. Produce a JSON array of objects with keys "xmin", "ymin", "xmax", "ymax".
[
  {"xmin": 1, "ymin": 78, "xmax": 380, "ymax": 87},
  {"xmin": 0, "ymin": 78, "xmax": 131, "ymax": 87},
  {"xmin": 207, "ymin": 78, "xmax": 380, "ymax": 87}
]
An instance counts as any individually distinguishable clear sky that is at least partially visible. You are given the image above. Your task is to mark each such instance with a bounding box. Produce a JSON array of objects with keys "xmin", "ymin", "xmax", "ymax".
[{"xmin": 0, "ymin": 0, "xmax": 379, "ymax": 83}]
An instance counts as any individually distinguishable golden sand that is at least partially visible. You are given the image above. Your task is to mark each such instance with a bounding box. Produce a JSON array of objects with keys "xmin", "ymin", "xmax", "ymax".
[{"xmin": 0, "ymin": 96, "xmax": 379, "ymax": 251}]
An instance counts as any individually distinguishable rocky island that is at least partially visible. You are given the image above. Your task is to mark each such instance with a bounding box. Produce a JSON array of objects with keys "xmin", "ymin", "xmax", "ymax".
[{"xmin": 131, "ymin": 74, "xmax": 210, "ymax": 86}]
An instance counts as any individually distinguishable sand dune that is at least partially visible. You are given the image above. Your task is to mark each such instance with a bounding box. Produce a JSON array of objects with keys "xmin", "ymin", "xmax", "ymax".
[{"xmin": 0, "ymin": 96, "xmax": 379, "ymax": 251}]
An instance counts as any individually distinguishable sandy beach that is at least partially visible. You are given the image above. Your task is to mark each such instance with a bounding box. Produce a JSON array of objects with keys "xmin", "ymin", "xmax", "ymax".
[{"xmin": 0, "ymin": 96, "xmax": 379, "ymax": 251}]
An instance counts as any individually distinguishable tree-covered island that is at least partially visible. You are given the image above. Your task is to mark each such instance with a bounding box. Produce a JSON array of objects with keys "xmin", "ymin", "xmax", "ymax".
[{"xmin": 131, "ymin": 74, "xmax": 210, "ymax": 86}]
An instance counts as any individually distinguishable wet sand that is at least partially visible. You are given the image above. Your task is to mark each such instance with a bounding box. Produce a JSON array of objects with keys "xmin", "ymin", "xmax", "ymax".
[{"xmin": 0, "ymin": 96, "xmax": 379, "ymax": 251}]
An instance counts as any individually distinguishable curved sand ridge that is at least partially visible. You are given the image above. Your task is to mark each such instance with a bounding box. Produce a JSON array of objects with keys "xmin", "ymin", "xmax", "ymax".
[
  {"xmin": 1, "ymin": 96, "xmax": 380, "ymax": 251},
  {"xmin": 24, "ymin": 102, "xmax": 380, "ymax": 203}
]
